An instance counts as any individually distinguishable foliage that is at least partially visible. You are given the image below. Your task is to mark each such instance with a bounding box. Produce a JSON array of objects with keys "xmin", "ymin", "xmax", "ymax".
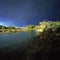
[
  {"xmin": 16, "ymin": 27, "xmax": 21, "ymax": 29},
  {"xmin": 0, "ymin": 25, "xmax": 18, "ymax": 32},
  {"xmin": 2, "ymin": 26, "xmax": 5, "ymax": 32},
  {"xmin": 39, "ymin": 21, "xmax": 60, "ymax": 32},
  {"xmin": 8, "ymin": 26, "xmax": 12, "ymax": 32},
  {"xmin": 26, "ymin": 25, "xmax": 35, "ymax": 31},
  {"xmin": 0, "ymin": 25, "xmax": 6, "ymax": 29},
  {"xmin": 6, "ymin": 26, "xmax": 15, "ymax": 29}
]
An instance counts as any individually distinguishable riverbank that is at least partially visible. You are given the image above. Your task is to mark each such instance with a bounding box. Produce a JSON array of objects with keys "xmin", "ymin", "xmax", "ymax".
[
  {"xmin": 0, "ymin": 29, "xmax": 26, "ymax": 34},
  {"xmin": 0, "ymin": 30, "xmax": 60, "ymax": 60}
]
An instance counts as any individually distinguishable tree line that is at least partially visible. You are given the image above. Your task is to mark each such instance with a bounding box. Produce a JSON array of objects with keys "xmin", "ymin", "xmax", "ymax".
[
  {"xmin": 26, "ymin": 21, "xmax": 60, "ymax": 32},
  {"xmin": 0, "ymin": 25, "xmax": 21, "ymax": 32}
]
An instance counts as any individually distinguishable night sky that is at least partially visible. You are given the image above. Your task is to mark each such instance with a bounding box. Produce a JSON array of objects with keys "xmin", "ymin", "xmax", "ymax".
[{"xmin": 0, "ymin": 0, "xmax": 60, "ymax": 27}]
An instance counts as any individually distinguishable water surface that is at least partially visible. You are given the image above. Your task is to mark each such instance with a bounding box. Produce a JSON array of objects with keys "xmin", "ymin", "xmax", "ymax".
[{"xmin": 0, "ymin": 31, "xmax": 38, "ymax": 48}]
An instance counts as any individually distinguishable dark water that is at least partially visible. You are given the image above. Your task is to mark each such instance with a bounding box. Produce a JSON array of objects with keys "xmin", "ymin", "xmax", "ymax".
[{"xmin": 0, "ymin": 31, "xmax": 38, "ymax": 48}]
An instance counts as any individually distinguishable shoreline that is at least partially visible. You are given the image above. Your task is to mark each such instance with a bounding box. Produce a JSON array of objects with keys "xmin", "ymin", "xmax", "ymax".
[{"xmin": 0, "ymin": 30, "xmax": 26, "ymax": 34}]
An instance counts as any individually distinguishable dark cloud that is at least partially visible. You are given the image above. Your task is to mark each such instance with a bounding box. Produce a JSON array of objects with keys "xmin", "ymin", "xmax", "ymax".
[{"xmin": 0, "ymin": 0, "xmax": 60, "ymax": 26}]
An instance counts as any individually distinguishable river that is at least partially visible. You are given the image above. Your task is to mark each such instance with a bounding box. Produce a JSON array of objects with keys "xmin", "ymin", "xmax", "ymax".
[{"xmin": 0, "ymin": 31, "xmax": 38, "ymax": 49}]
